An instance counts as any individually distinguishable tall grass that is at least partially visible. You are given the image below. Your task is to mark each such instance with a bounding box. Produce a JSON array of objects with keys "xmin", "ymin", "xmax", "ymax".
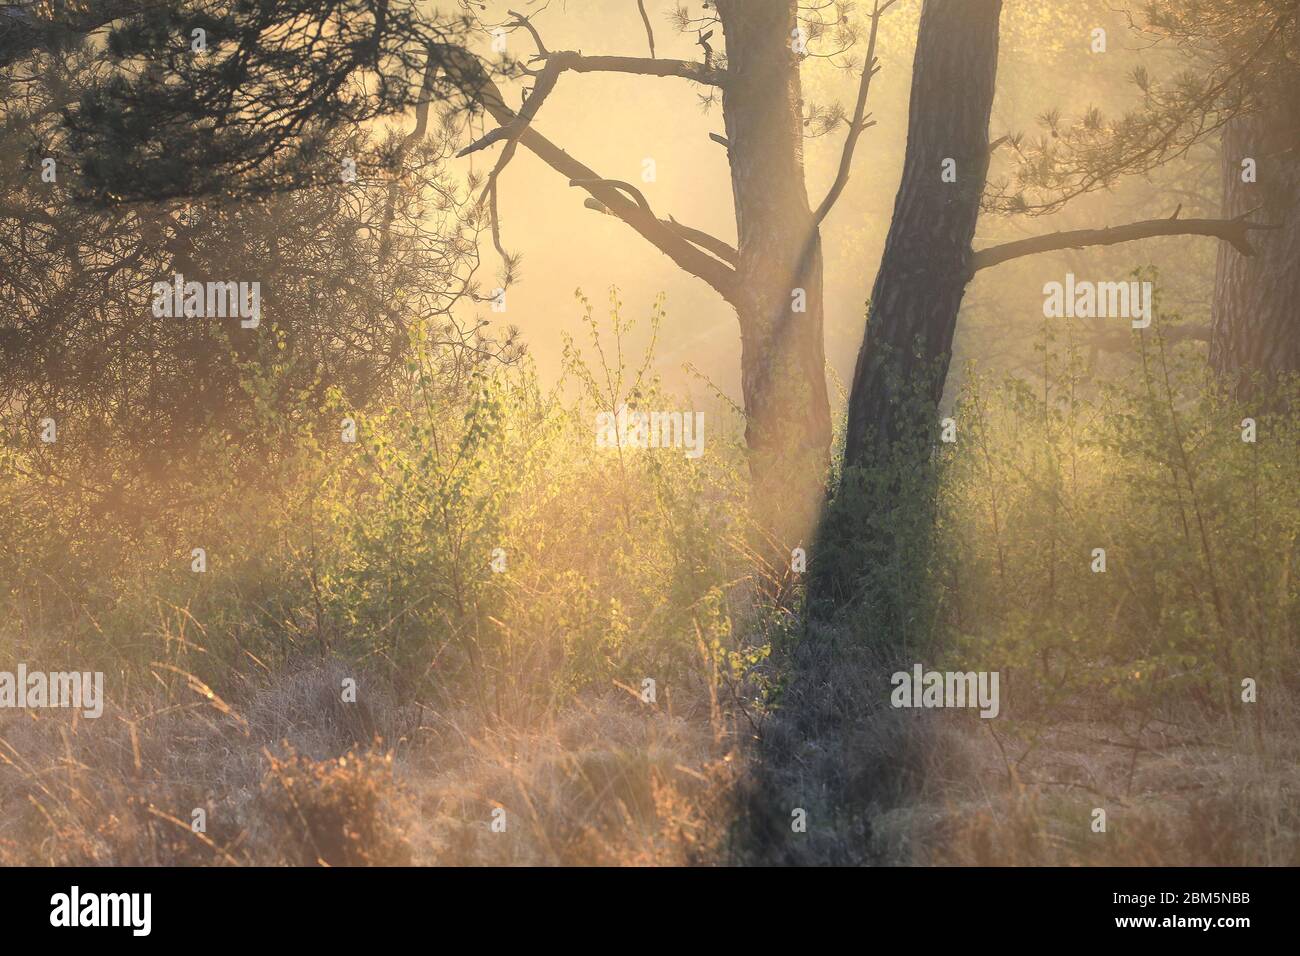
[
  {"xmin": 2, "ymin": 290, "xmax": 1295, "ymax": 865},
  {"xmin": 937, "ymin": 305, "xmax": 1300, "ymax": 717},
  {"xmin": 745, "ymin": 299, "xmax": 1300, "ymax": 865},
  {"xmin": 0, "ymin": 291, "xmax": 763, "ymax": 865}
]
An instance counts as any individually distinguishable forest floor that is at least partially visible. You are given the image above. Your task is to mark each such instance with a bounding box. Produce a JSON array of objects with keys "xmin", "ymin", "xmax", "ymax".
[
  {"xmin": 3, "ymin": 649, "xmax": 1295, "ymax": 866},
  {"xmin": 735, "ymin": 632, "xmax": 1300, "ymax": 865}
]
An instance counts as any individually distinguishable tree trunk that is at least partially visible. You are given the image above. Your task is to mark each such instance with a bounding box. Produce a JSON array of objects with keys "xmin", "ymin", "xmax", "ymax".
[
  {"xmin": 1211, "ymin": 111, "xmax": 1300, "ymax": 391},
  {"xmin": 718, "ymin": 0, "xmax": 833, "ymax": 568},
  {"xmin": 445, "ymin": 12, "xmax": 832, "ymax": 579},
  {"xmin": 842, "ymin": 0, "xmax": 1001, "ymax": 472},
  {"xmin": 810, "ymin": 0, "xmax": 1001, "ymax": 617}
]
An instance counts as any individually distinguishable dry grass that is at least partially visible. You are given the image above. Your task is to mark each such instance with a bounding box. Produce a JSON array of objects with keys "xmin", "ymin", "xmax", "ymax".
[
  {"xmin": 732, "ymin": 627, "xmax": 1300, "ymax": 866},
  {"xmin": 0, "ymin": 658, "xmax": 742, "ymax": 866},
  {"xmin": 2, "ymin": 643, "xmax": 1293, "ymax": 866}
]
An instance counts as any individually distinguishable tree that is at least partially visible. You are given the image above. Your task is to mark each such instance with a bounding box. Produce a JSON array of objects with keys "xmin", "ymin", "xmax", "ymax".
[
  {"xmin": 986, "ymin": 0, "xmax": 1300, "ymax": 391},
  {"xmin": 840, "ymin": 0, "xmax": 1000, "ymax": 476},
  {"xmin": 445, "ymin": 0, "xmax": 898, "ymax": 565},
  {"xmin": 816, "ymin": 0, "xmax": 1275, "ymax": 614},
  {"xmin": 1, "ymin": 32, "xmax": 500, "ymax": 509},
  {"xmin": 1158, "ymin": 0, "xmax": 1300, "ymax": 389},
  {"xmin": 31, "ymin": 0, "xmax": 901, "ymax": 567}
]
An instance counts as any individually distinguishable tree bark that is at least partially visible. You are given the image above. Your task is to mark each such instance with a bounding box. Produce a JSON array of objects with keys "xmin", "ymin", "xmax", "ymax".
[
  {"xmin": 717, "ymin": 0, "xmax": 833, "ymax": 563},
  {"xmin": 815, "ymin": 0, "xmax": 1279, "ymax": 618},
  {"xmin": 808, "ymin": 0, "xmax": 1000, "ymax": 618},
  {"xmin": 842, "ymin": 0, "xmax": 1002, "ymax": 473},
  {"xmin": 1211, "ymin": 111, "xmax": 1300, "ymax": 390}
]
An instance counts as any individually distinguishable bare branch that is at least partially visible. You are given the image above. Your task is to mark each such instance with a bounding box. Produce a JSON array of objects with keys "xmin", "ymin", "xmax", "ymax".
[
  {"xmin": 464, "ymin": 58, "xmax": 566, "ymax": 259},
  {"xmin": 569, "ymin": 177, "xmax": 653, "ymax": 214},
  {"xmin": 697, "ymin": 29, "xmax": 715, "ymax": 69},
  {"xmin": 635, "ymin": 0, "xmax": 656, "ymax": 58},
  {"xmin": 665, "ymin": 216, "xmax": 738, "ymax": 265},
  {"xmin": 439, "ymin": 44, "xmax": 738, "ymax": 300},
  {"xmin": 971, "ymin": 210, "xmax": 1278, "ymax": 272},
  {"xmin": 457, "ymin": 125, "xmax": 514, "ymax": 157},
  {"xmin": 507, "ymin": 9, "xmax": 549, "ymax": 57},
  {"xmin": 577, "ymin": 191, "xmax": 739, "ymax": 264},
  {"xmin": 812, "ymin": 0, "xmax": 895, "ymax": 226},
  {"xmin": 537, "ymin": 50, "xmax": 725, "ymax": 85}
]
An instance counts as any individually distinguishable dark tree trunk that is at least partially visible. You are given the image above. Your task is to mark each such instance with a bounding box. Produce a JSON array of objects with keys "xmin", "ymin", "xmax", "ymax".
[
  {"xmin": 810, "ymin": 0, "xmax": 1001, "ymax": 618},
  {"xmin": 842, "ymin": 0, "xmax": 1001, "ymax": 472},
  {"xmin": 1211, "ymin": 111, "xmax": 1300, "ymax": 390},
  {"xmin": 718, "ymin": 0, "xmax": 833, "ymax": 565}
]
